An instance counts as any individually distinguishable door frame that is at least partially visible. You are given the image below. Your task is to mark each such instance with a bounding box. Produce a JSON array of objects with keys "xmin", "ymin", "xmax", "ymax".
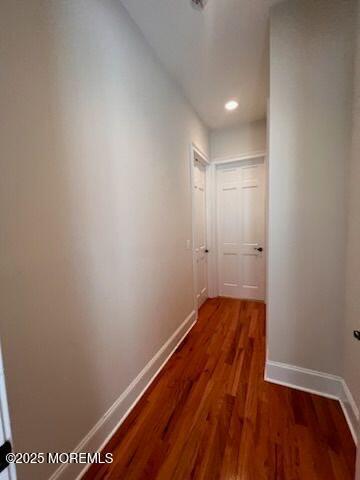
[
  {"xmin": 189, "ymin": 143, "xmax": 212, "ymax": 319},
  {"xmin": 211, "ymin": 151, "xmax": 267, "ymax": 300}
]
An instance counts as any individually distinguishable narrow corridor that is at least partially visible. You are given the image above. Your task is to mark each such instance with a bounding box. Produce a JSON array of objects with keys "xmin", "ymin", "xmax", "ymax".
[{"xmin": 84, "ymin": 298, "xmax": 355, "ymax": 480}]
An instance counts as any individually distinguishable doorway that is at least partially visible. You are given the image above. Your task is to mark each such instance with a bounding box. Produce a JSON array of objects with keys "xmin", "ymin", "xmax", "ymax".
[
  {"xmin": 191, "ymin": 145, "xmax": 209, "ymax": 310},
  {"xmin": 216, "ymin": 158, "xmax": 266, "ymax": 301}
]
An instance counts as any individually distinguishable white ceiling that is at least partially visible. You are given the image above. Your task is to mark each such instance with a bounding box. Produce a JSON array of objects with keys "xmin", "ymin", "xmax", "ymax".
[{"xmin": 121, "ymin": 0, "xmax": 280, "ymax": 130}]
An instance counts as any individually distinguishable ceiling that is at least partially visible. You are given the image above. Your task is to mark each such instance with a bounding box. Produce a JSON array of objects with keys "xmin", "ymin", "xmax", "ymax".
[{"xmin": 120, "ymin": 0, "xmax": 280, "ymax": 130}]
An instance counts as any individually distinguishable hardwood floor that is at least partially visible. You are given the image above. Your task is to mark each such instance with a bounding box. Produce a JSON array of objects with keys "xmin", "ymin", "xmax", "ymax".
[{"xmin": 83, "ymin": 298, "xmax": 356, "ymax": 480}]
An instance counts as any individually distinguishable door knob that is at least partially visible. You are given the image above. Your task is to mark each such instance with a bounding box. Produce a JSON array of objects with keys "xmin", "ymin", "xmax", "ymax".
[
  {"xmin": 254, "ymin": 247, "xmax": 263, "ymax": 252},
  {"xmin": 205, "ymin": 249, "xmax": 209, "ymax": 253}
]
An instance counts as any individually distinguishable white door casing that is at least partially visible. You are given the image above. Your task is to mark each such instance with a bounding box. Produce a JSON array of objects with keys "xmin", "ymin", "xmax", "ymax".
[
  {"xmin": 217, "ymin": 161, "xmax": 265, "ymax": 301},
  {"xmin": 193, "ymin": 157, "xmax": 208, "ymax": 308}
]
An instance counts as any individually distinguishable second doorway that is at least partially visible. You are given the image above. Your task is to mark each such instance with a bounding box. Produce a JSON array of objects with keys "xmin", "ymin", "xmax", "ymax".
[{"xmin": 216, "ymin": 159, "xmax": 266, "ymax": 301}]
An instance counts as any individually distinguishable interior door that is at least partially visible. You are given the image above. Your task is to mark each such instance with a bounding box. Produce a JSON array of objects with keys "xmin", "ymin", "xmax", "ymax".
[
  {"xmin": 217, "ymin": 162, "xmax": 265, "ymax": 301},
  {"xmin": 193, "ymin": 159, "xmax": 208, "ymax": 307},
  {"xmin": 0, "ymin": 346, "xmax": 14, "ymax": 480}
]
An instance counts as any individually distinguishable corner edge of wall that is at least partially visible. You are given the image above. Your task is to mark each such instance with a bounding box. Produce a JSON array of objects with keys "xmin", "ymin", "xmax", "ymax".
[{"xmin": 265, "ymin": 360, "xmax": 359, "ymax": 445}]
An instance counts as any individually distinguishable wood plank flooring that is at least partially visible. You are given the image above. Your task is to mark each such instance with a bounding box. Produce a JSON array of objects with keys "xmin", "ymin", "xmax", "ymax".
[{"xmin": 83, "ymin": 297, "xmax": 356, "ymax": 480}]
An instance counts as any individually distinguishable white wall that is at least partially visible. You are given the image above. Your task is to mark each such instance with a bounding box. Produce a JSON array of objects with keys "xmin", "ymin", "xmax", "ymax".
[
  {"xmin": 0, "ymin": 1, "xmax": 208, "ymax": 478},
  {"xmin": 210, "ymin": 119, "xmax": 266, "ymax": 160},
  {"xmin": 344, "ymin": 0, "xmax": 360, "ymax": 444},
  {"xmin": 268, "ymin": 0, "xmax": 355, "ymax": 375}
]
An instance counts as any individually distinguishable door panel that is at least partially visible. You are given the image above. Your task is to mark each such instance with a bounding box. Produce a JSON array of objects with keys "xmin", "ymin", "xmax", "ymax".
[
  {"xmin": 222, "ymin": 187, "xmax": 238, "ymax": 242},
  {"xmin": 217, "ymin": 169, "xmax": 240, "ymax": 298},
  {"xmin": 217, "ymin": 162, "xmax": 265, "ymax": 301},
  {"xmin": 223, "ymin": 253, "xmax": 238, "ymax": 285},
  {"xmin": 194, "ymin": 160, "xmax": 208, "ymax": 307},
  {"xmin": 242, "ymin": 255, "xmax": 258, "ymax": 287}
]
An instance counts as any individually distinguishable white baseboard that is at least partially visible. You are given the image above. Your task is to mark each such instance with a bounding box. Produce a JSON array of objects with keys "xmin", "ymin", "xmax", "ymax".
[
  {"xmin": 340, "ymin": 379, "xmax": 359, "ymax": 445},
  {"xmin": 48, "ymin": 310, "xmax": 197, "ymax": 480},
  {"xmin": 265, "ymin": 360, "xmax": 359, "ymax": 445},
  {"xmin": 265, "ymin": 361, "xmax": 344, "ymax": 399}
]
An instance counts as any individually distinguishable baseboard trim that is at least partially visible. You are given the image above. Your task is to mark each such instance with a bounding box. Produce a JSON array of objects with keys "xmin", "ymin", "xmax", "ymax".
[
  {"xmin": 48, "ymin": 310, "xmax": 197, "ymax": 480},
  {"xmin": 265, "ymin": 360, "xmax": 359, "ymax": 445},
  {"xmin": 265, "ymin": 360, "xmax": 344, "ymax": 399},
  {"xmin": 340, "ymin": 379, "xmax": 359, "ymax": 445}
]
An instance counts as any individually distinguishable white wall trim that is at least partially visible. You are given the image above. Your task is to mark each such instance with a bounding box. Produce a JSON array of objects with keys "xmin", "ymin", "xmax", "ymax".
[
  {"xmin": 265, "ymin": 360, "xmax": 359, "ymax": 445},
  {"xmin": 192, "ymin": 142, "xmax": 210, "ymax": 165},
  {"xmin": 265, "ymin": 360, "xmax": 344, "ymax": 399},
  {"xmin": 189, "ymin": 143, "xmax": 200, "ymax": 317},
  {"xmin": 340, "ymin": 379, "xmax": 360, "ymax": 445},
  {"xmin": 48, "ymin": 310, "xmax": 197, "ymax": 480},
  {"xmin": 212, "ymin": 150, "xmax": 266, "ymax": 165}
]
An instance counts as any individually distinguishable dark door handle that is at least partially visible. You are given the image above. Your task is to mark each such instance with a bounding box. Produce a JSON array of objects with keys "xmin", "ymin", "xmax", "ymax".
[
  {"xmin": 354, "ymin": 330, "xmax": 360, "ymax": 341},
  {"xmin": 205, "ymin": 249, "xmax": 209, "ymax": 253},
  {"xmin": 254, "ymin": 247, "xmax": 263, "ymax": 252}
]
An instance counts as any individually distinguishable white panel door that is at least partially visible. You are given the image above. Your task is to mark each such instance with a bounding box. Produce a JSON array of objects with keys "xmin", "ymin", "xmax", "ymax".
[
  {"xmin": 217, "ymin": 163, "xmax": 265, "ymax": 301},
  {"xmin": 194, "ymin": 160, "xmax": 208, "ymax": 307}
]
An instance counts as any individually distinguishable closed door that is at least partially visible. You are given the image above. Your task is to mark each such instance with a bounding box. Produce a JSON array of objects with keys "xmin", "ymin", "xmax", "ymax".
[
  {"xmin": 217, "ymin": 162, "xmax": 265, "ymax": 301},
  {"xmin": 194, "ymin": 160, "xmax": 208, "ymax": 307},
  {"xmin": 0, "ymin": 346, "xmax": 13, "ymax": 480}
]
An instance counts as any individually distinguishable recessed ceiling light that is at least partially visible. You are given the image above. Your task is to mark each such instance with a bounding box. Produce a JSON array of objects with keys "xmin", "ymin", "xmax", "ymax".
[{"xmin": 225, "ymin": 100, "xmax": 239, "ymax": 111}]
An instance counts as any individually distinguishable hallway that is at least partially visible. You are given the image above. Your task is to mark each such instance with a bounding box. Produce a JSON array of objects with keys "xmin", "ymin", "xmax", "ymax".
[{"xmin": 84, "ymin": 298, "xmax": 356, "ymax": 480}]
